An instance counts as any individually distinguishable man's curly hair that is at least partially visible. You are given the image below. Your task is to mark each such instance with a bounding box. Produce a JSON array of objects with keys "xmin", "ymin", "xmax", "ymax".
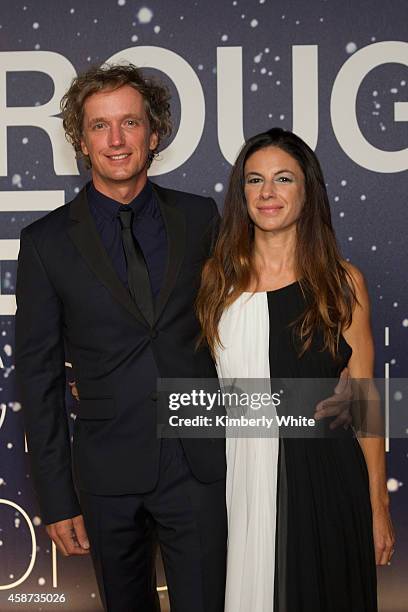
[{"xmin": 61, "ymin": 63, "xmax": 172, "ymax": 168}]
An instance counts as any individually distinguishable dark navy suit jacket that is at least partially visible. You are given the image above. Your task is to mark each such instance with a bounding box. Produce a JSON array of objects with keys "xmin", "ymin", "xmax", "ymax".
[{"xmin": 15, "ymin": 183, "xmax": 225, "ymax": 525}]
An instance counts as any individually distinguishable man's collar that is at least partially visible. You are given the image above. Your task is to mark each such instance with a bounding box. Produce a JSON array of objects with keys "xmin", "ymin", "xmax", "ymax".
[{"xmin": 87, "ymin": 180, "xmax": 154, "ymax": 220}]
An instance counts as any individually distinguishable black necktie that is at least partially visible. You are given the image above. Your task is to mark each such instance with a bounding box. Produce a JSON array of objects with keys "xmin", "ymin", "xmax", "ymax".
[{"xmin": 118, "ymin": 208, "xmax": 154, "ymax": 325}]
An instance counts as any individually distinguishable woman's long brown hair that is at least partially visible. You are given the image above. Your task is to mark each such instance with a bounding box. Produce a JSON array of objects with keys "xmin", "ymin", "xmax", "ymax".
[{"xmin": 196, "ymin": 128, "xmax": 357, "ymax": 358}]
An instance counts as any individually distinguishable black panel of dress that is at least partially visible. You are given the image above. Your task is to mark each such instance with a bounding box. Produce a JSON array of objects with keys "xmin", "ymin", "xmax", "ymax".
[{"xmin": 268, "ymin": 282, "xmax": 377, "ymax": 612}]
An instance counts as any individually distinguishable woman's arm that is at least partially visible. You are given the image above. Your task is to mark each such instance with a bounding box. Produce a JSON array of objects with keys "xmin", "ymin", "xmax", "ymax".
[{"xmin": 342, "ymin": 264, "xmax": 395, "ymax": 566}]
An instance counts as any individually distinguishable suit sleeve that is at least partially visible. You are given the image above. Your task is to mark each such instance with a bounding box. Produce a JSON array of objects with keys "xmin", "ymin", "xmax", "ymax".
[{"xmin": 15, "ymin": 228, "xmax": 81, "ymax": 524}]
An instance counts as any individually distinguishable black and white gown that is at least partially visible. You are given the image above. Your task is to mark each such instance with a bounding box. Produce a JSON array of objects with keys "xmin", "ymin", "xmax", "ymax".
[{"xmin": 216, "ymin": 282, "xmax": 378, "ymax": 612}]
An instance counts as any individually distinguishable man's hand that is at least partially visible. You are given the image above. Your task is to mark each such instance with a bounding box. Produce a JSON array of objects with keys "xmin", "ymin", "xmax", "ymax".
[
  {"xmin": 314, "ymin": 368, "xmax": 352, "ymax": 430},
  {"xmin": 46, "ymin": 514, "xmax": 90, "ymax": 556}
]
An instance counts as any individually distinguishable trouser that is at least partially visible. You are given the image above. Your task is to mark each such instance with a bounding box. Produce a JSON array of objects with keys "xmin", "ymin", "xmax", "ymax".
[{"xmin": 79, "ymin": 439, "xmax": 227, "ymax": 612}]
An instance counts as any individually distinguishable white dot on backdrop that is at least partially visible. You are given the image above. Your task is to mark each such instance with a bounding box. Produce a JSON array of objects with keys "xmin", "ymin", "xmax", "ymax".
[
  {"xmin": 34, "ymin": 43, "xmax": 40, "ymax": 50},
  {"xmin": 32, "ymin": 22, "xmax": 39, "ymax": 29},
  {"xmin": 401, "ymin": 80, "xmax": 406, "ymax": 86},
  {"xmin": 360, "ymin": 194, "xmax": 366, "ymax": 201},
  {"xmin": 250, "ymin": 19, "xmax": 258, "ymax": 27},
  {"xmin": 118, "ymin": 0, "xmax": 126, "ymax": 5},
  {"xmin": 221, "ymin": 34, "xmax": 228, "ymax": 42},
  {"xmin": 390, "ymin": 87, "xmax": 398, "ymax": 94},
  {"xmin": 265, "ymin": 48, "xmax": 270, "ymax": 53},
  {"xmin": 154, "ymin": 25, "xmax": 161, "ymax": 34},
  {"xmin": 393, "ymin": 302, "xmax": 398, "ymax": 307},
  {"xmin": 372, "ymin": 90, "xmax": 378, "ymax": 97},
  {"xmin": 276, "ymin": 80, "xmax": 281, "ymax": 86},
  {"xmin": 74, "ymin": 187, "xmax": 80, "ymax": 193},
  {"xmin": 274, "ymin": 56, "xmax": 280, "ymax": 61},
  {"xmin": 0, "ymin": 541, "xmax": 3, "ymax": 546},
  {"xmin": 394, "ymin": 391, "xmax": 403, "ymax": 401},
  {"xmin": 254, "ymin": 53, "xmax": 262, "ymax": 63},
  {"xmin": 334, "ymin": 196, "xmax": 340, "ymax": 202},
  {"xmin": 22, "ymin": 137, "xmax": 28, "ymax": 145},
  {"xmin": 250, "ymin": 83, "xmax": 258, "ymax": 92},
  {"xmin": 387, "ymin": 478, "xmax": 402, "ymax": 493},
  {"xmin": 348, "ymin": 236, "xmax": 353, "ymax": 241},
  {"xmin": 214, "ymin": 183, "xmax": 224, "ymax": 193},
  {"xmin": 91, "ymin": 593, "xmax": 96, "ymax": 599},
  {"xmin": 402, "ymin": 319, "xmax": 408, "ymax": 328},
  {"xmin": 340, "ymin": 179, "xmax": 347, "ymax": 187},
  {"xmin": 11, "ymin": 402, "xmax": 22, "ymax": 412},
  {"xmin": 390, "ymin": 358, "xmax": 396, "ymax": 364},
  {"xmin": 261, "ymin": 67, "xmax": 267, "ymax": 74},
  {"xmin": 32, "ymin": 516, "xmax": 42, "ymax": 526},
  {"xmin": 280, "ymin": 114, "xmax": 285, "ymax": 120},
  {"xmin": 131, "ymin": 34, "xmax": 138, "ymax": 42},
  {"xmin": 38, "ymin": 577, "xmax": 46, "ymax": 586},
  {"xmin": 0, "ymin": 478, "xmax": 4, "ymax": 485},
  {"xmin": 7, "ymin": 443, "xmax": 13, "ymax": 449},
  {"xmin": 371, "ymin": 245, "xmax": 377, "ymax": 251},
  {"xmin": 197, "ymin": 64, "xmax": 203, "ymax": 71},
  {"xmin": 11, "ymin": 174, "xmax": 23, "ymax": 189},
  {"xmin": 346, "ymin": 42, "xmax": 357, "ymax": 54},
  {"xmin": 339, "ymin": 212, "xmax": 345, "ymax": 218},
  {"xmin": 4, "ymin": 345, "xmax": 12, "ymax": 356},
  {"xmin": 70, "ymin": 8, "xmax": 75, "ymax": 13},
  {"xmin": 137, "ymin": 7, "xmax": 153, "ymax": 23}
]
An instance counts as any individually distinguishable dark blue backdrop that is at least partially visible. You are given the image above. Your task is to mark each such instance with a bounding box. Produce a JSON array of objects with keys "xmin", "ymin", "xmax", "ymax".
[{"xmin": 0, "ymin": 1, "xmax": 407, "ymax": 610}]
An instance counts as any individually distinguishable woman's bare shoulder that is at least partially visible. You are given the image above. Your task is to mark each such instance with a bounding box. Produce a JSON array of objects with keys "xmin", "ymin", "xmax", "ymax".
[{"xmin": 342, "ymin": 260, "xmax": 368, "ymax": 301}]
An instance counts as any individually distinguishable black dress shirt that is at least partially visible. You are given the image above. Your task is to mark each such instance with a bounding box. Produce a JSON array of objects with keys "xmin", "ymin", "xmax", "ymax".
[{"xmin": 87, "ymin": 180, "xmax": 167, "ymax": 298}]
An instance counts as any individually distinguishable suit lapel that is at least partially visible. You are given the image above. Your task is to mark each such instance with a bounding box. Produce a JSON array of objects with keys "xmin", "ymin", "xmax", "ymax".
[
  {"xmin": 67, "ymin": 188, "xmax": 148, "ymax": 327},
  {"xmin": 153, "ymin": 185, "xmax": 186, "ymax": 323}
]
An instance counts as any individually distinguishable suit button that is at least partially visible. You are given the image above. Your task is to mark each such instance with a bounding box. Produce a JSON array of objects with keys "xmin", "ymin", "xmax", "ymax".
[
  {"xmin": 151, "ymin": 392, "xmax": 158, "ymax": 402},
  {"xmin": 150, "ymin": 329, "xmax": 158, "ymax": 339}
]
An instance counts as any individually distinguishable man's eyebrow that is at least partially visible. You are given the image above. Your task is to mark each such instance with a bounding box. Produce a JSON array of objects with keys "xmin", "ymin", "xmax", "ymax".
[
  {"xmin": 88, "ymin": 117, "xmax": 107, "ymax": 126},
  {"xmin": 87, "ymin": 114, "xmax": 145, "ymax": 126}
]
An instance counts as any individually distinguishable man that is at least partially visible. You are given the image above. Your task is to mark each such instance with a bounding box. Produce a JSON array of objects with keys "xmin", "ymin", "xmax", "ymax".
[{"xmin": 15, "ymin": 64, "xmax": 226, "ymax": 612}]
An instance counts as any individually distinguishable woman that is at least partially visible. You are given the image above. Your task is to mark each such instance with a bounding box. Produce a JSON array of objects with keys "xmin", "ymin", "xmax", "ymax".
[{"xmin": 196, "ymin": 128, "xmax": 395, "ymax": 611}]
